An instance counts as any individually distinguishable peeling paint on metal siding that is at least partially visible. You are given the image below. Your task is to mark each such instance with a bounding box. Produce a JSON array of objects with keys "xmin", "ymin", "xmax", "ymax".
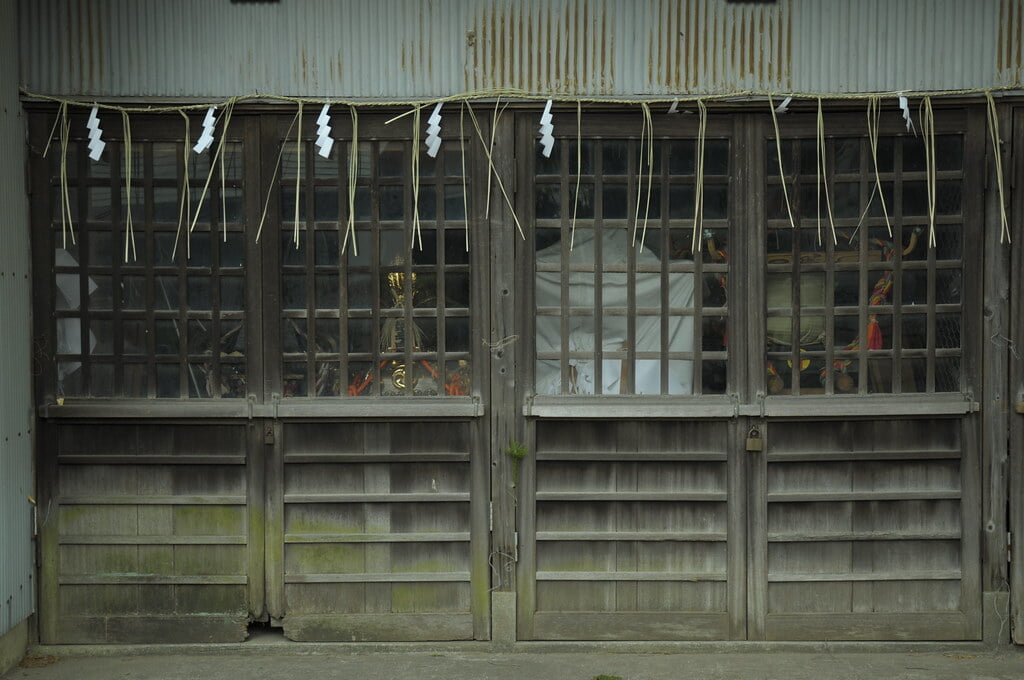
[{"xmin": 1, "ymin": 0, "xmax": 36, "ymax": 639}]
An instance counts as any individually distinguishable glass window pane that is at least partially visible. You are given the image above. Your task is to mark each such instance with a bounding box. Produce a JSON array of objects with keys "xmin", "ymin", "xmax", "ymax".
[
  {"xmin": 380, "ymin": 186, "xmax": 404, "ymax": 220},
  {"xmin": 378, "ymin": 141, "xmax": 404, "ymax": 177},
  {"xmin": 220, "ymin": 276, "xmax": 244, "ymax": 311},
  {"xmin": 602, "ymin": 185, "xmax": 628, "ymax": 219},
  {"xmin": 122, "ymin": 275, "xmax": 146, "ymax": 310},
  {"xmin": 315, "ymin": 274, "xmax": 339, "ymax": 309},
  {"xmin": 444, "ymin": 185, "xmax": 466, "ymax": 220},
  {"xmin": 535, "ymin": 184, "xmax": 561, "ymax": 219},
  {"xmin": 282, "ymin": 274, "xmax": 307, "ymax": 310},
  {"xmin": 602, "ymin": 141, "xmax": 628, "ymax": 174}
]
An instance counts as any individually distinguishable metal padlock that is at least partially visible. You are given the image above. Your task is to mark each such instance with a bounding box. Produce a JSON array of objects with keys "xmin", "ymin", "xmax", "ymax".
[{"xmin": 745, "ymin": 427, "xmax": 763, "ymax": 452}]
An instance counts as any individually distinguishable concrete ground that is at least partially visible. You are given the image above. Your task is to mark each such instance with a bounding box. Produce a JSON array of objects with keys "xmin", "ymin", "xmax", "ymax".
[{"xmin": 5, "ymin": 637, "xmax": 1024, "ymax": 680}]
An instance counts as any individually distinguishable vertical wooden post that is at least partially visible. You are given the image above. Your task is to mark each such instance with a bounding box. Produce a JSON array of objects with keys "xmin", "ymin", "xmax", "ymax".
[
  {"xmin": 979, "ymin": 105, "xmax": 1011, "ymax": 607},
  {"xmin": 488, "ymin": 109, "xmax": 520, "ymax": 645}
]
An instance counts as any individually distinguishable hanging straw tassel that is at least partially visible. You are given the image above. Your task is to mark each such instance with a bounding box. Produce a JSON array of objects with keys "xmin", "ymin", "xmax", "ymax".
[
  {"xmin": 121, "ymin": 110, "xmax": 137, "ymax": 262},
  {"xmin": 985, "ymin": 91, "xmax": 1012, "ymax": 244},
  {"xmin": 255, "ymin": 110, "xmax": 298, "ymax": 244},
  {"xmin": 630, "ymin": 99, "xmax": 655, "ymax": 248},
  {"xmin": 767, "ymin": 94, "xmax": 796, "ymax": 231},
  {"xmin": 632, "ymin": 102, "xmax": 648, "ymax": 246},
  {"xmin": 342, "ymin": 106, "xmax": 360, "ymax": 256},
  {"xmin": 920, "ymin": 97, "xmax": 937, "ymax": 247},
  {"xmin": 173, "ymin": 110, "xmax": 192, "ymax": 258},
  {"xmin": 638, "ymin": 103, "xmax": 655, "ymax": 249},
  {"xmin": 190, "ymin": 98, "xmax": 236, "ymax": 246},
  {"xmin": 481, "ymin": 97, "xmax": 507, "ymax": 220},
  {"xmin": 459, "ymin": 101, "xmax": 469, "ymax": 252},
  {"xmin": 866, "ymin": 96, "xmax": 892, "ymax": 237},
  {"xmin": 570, "ymin": 100, "xmax": 582, "ymax": 250},
  {"xmin": 293, "ymin": 101, "xmax": 303, "ymax": 248},
  {"xmin": 690, "ymin": 100, "xmax": 707, "ymax": 256},
  {"xmin": 815, "ymin": 98, "xmax": 837, "ymax": 246},
  {"xmin": 463, "ymin": 102, "xmax": 524, "ymax": 239},
  {"xmin": 411, "ymin": 105, "xmax": 423, "ymax": 250},
  {"xmin": 44, "ymin": 103, "xmax": 77, "ymax": 249}
]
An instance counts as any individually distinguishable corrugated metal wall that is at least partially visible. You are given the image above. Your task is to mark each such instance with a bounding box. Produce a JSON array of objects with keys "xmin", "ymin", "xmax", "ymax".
[
  {"xmin": 790, "ymin": 0, "xmax": 1003, "ymax": 93},
  {"xmin": 0, "ymin": 0, "xmax": 35, "ymax": 639},
  {"xmin": 16, "ymin": 0, "xmax": 1022, "ymax": 100}
]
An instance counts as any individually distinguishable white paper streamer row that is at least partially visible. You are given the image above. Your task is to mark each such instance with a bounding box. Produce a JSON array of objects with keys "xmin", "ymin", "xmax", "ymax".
[
  {"xmin": 425, "ymin": 102, "xmax": 443, "ymax": 158},
  {"xmin": 539, "ymin": 100, "xmax": 554, "ymax": 157},
  {"xmin": 193, "ymin": 106, "xmax": 217, "ymax": 154},
  {"xmin": 86, "ymin": 106, "xmax": 105, "ymax": 161},
  {"xmin": 899, "ymin": 94, "xmax": 915, "ymax": 133},
  {"xmin": 316, "ymin": 104, "xmax": 334, "ymax": 158}
]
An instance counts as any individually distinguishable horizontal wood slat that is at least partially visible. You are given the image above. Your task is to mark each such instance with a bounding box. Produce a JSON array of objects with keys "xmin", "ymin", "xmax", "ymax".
[
  {"xmin": 765, "ymin": 613, "xmax": 978, "ymax": 641},
  {"xmin": 532, "ymin": 613, "xmax": 730, "ymax": 641},
  {"xmin": 54, "ymin": 615, "xmax": 249, "ymax": 644},
  {"xmin": 283, "ymin": 493, "xmax": 469, "ymax": 503},
  {"xmin": 281, "ymin": 613, "xmax": 474, "ymax": 642},
  {"xmin": 536, "ymin": 491, "xmax": 727, "ymax": 502},
  {"xmin": 536, "ymin": 451, "xmax": 727, "ymax": 462},
  {"xmin": 59, "ymin": 535, "xmax": 247, "ymax": 545},
  {"xmin": 768, "ymin": 530, "xmax": 961, "ymax": 542},
  {"xmin": 766, "ymin": 490, "xmax": 960, "ymax": 503},
  {"xmin": 537, "ymin": 531, "xmax": 727, "ymax": 542},
  {"xmin": 285, "ymin": 572, "xmax": 470, "ymax": 583},
  {"xmin": 767, "ymin": 449, "xmax": 961, "ymax": 462},
  {"xmin": 60, "ymin": 495, "xmax": 247, "ymax": 505},
  {"xmin": 283, "ymin": 453, "xmax": 470, "ymax": 463},
  {"xmin": 767, "ymin": 570, "xmax": 961, "ymax": 582},
  {"xmin": 537, "ymin": 571, "xmax": 726, "ymax": 581},
  {"xmin": 284, "ymin": 532, "xmax": 470, "ymax": 543},
  {"xmin": 57, "ymin": 455, "xmax": 246, "ymax": 465},
  {"xmin": 59, "ymin": 575, "xmax": 247, "ymax": 585}
]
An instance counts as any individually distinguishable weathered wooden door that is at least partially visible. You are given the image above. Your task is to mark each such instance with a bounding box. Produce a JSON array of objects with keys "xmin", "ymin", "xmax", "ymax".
[
  {"xmin": 516, "ymin": 109, "xmax": 984, "ymax": 641},
  {"xmin": 259, "ymin": 113, "xmax": 492, "ymax": 641},
  {"xmin": 31, "ymin": 113, "xmax": 266, "ymax": 643},
  {"xmin": 746, "ymin": 109, "xmax": 984, "ymax": 640},
  {"xmin": 1010, "ymin": 106, "xmax": 1024, "ymax": 645},
  {"xmin": 515, "ymin": 111, "xmax": 749, "ymax": 640},
  {"xmin": 30, "ymin": 109, "xmax": 493, "ymax": 643}
]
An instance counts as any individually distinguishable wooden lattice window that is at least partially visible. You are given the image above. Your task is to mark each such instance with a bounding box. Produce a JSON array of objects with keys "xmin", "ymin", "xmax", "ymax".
[
  {"xmin": 278, "ymin": 122, "xmax": 472, "ymax": 397},
  {"xmin": 765, "ymin": 120, "xmax": 971, "ymax": 395},
  {"xmin": 47, "ymin": 118, "xmax": 248, "ymax": 399},
  {"xmin": 532, "ymin": 127, "xmax": 731, "ymax": 396}
]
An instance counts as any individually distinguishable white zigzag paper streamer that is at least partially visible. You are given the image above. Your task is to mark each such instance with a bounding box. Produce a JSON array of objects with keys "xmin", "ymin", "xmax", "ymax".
[
  {"xmin": 899, "ymin": 94, "xmax": 915, "ymax": 133},
  {"xmin": 86, "ymin": 106, "xmax": 105, "ymax": 161},
  {"xmin": 667, "ymin": 99, "xmax": 679, "ymax": 114},
  {"xmin": 774, "ymin": 96, "xmax": 792, "ymax": 114},
  {"xmin": 539, "ymin": 100, "xmax": 554, "ymax": 158},
  {"xmin": 193, "ymin": 106, "xmax": 217, "ymax": 154},
  {"xmin": 316, "ymin": 104, "xmax": 334, "ymax": 158},
  {"xmin": 425, "ymin": 102, "xmax": 443, "ymax": 158}
]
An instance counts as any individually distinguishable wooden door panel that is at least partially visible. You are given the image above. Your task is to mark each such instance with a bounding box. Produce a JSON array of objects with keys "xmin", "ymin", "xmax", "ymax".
[
  {"xmin": 274, "ymin": 420, "xmax": 487, "ymax": 641},
  {"xmin": 522, "ymin": 419, "xmax": 739, "ymax": 640},
  {"xmin": 759, "ymin": 418, "xmax": 981, "ymax": 640},
  {"xmin": 40, "ymin": 422, "xmax": 255, "ymax": 643}
]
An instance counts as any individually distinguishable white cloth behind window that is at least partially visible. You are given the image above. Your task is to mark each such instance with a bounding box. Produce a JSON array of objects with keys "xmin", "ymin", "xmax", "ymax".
[{"xmin": 535, "ymin": 229, "xmax": 695, "ymax": 395}]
